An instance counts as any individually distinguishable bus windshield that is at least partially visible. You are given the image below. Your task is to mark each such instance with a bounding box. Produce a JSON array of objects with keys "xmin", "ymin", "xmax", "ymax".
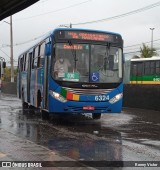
[{"xmin": 53, "ymin": 43, "xmax": 122, "ymax": 83}]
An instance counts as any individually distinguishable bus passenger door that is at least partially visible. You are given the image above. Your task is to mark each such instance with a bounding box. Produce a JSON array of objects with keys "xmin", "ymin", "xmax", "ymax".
[
  {"xmin": 43, "ymin": 56, "xmax": 49, "ymax": 109},
  {"xmin": 18, "ymin": 57, "xmax": 23, "ymax": 98},
  {"xmin": 27, "ymin": 51, "xmax": 32, "ymax": 103},
  {"xmin": 43, "ymin": 41, "xmax": 51, "ymax": 109},
  {"xmin": 17, "ymin": 59, "xmax": 21, "ymax": 98}
]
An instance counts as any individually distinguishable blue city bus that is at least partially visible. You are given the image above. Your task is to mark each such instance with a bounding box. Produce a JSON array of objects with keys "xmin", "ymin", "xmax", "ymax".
[{"xmin": 17, "ymin": 28, "xmax": 123, "ymax": 119}]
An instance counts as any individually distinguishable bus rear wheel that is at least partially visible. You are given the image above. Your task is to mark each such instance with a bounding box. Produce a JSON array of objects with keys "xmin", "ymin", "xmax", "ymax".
[{"xmin": 92, "ymin": 113, "xmax": 101, "ymax": 119}]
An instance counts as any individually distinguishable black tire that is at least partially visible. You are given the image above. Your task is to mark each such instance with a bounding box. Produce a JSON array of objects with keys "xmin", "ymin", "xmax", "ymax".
[
  {"xmin": 42, "ymin": 110, "xmax": 49, "ymax": 120},
  {"xmin": 34, "ymin": 91, "xmax": 42, "ymax": 116},
  {"xmin": 92, "ymin": 113, "xmax": 101, "ymax": 119},
  {"xmin": 37, "ymin": 91, "xmax": 41, "ymax": 109},
  {"xmin": 37, "ymin": 91, "xmax": 49, "ymax": 120},
  {"xmin": 22, "ymin": 91, "xmax": 28, "ymax": 110}
]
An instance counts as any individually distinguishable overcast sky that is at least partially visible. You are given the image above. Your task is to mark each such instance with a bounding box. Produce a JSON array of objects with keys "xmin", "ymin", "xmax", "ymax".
[{"xmin": 0, "ymin": 0, "xmax": 160, "ymax": 65}]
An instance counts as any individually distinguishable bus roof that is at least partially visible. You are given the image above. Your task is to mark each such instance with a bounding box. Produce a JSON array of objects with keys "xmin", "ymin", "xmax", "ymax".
[
  {"xmin": 53, "ymin": 27, "xmax": 122, "ymax": 37},
  {"xmin": 131, "ymin": 56, "xmax": 160, "ymax": 62}
]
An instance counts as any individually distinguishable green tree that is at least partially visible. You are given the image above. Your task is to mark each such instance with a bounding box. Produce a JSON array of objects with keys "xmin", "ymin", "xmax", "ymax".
[
  {"xmin": 3, "ymin": 67, "xmax": 17, "ymax": 82},
  {"xmin": 140, "ymin": 44, "xmax": 158, "ymax": 58},
  {"xmin": 4, "ymin": 67, "xmax": 11, "ymax": 82}
]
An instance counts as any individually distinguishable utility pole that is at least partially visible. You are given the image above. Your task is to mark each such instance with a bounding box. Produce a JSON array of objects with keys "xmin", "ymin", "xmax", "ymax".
[
  {"xmin": 0, "ymin": 56, "xmax": 6, "ymax": 92},
  {"xmin": 10, "ymin": 16, "xmax": 14, "ymax": 82},
  {"xmin": 150, "ymin": 28, "xmax": 155, "ymax": 49},
  {"xmin": 4, "ymin": 16, "xmax": 14, "ymax": 82}
]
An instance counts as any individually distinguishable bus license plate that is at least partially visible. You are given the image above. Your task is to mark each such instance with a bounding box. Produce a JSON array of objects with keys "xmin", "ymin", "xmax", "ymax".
[{"xmin": 83, "ymin": 106, "xmax": 95, "ymax": 110}]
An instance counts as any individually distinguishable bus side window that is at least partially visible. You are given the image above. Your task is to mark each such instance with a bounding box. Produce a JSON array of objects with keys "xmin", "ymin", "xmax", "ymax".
[
  {"xmin": 22, "ymin": 54, "xmax": 26, "ymax": 71},
  {"xmin": 150, "ymin": 61, "xmax": 155, "ymax": 75},
  {"xmin": 38, "ymin": 42, "xmax": 45, "ymax": 68},
  {"xmin": 25, "ymin": 53, "xmax": 29, "ymax": 71},
  {"xmin": 20, "ymin": 57, "xmax": 23, "ymax": 71},
  {"xmin": 144, "ymin": 61, "xmax": 150, "ymax": 75},
  {"xmin": 29, "ymin": 52, "xmax": 33, "ymax": 69},
  {"xmin": 21, "ymin": 55, "xmax": 25, "ymax": 71},
  {"xmin": 137, "ymin": 63, "xmax": 143, "ymax": 76},
  {"xmin": 31, "ymin": 49, "xmax": 35, "ymax": 69},
  {"xmin": 132, "ymin": 64, "xmax": 137, "ymax": 76},
  {"xmin": 39, "ymin": 56, "xmax": 44, "ymax": 67},
  {"xmin": 33, "ymin": 46, "xmax": 39, "ymax": 68},
  {"xmin": 18, "ymin": 58, "xmax": 20, "ymax": 72},
  {"xmin": 156, "ymin": 61, "xmax": 160, "ymax": 74}
]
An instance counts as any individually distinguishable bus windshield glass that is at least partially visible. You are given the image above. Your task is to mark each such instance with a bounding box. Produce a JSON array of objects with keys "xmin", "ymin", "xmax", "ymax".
[{"xmin": 53, "ymin": 43, "xmax": 122, "ymax": 83}]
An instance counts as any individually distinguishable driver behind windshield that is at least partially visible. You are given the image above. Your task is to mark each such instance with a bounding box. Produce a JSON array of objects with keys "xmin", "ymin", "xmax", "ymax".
[{"xmin": 54, "ymin": 53, "xmax": 71, "ymax": 79}]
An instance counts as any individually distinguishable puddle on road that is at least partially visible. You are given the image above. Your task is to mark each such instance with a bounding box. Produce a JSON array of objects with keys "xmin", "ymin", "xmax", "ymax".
[
  {"xmin": 115, "ymin": 108, "xmax": 160, "ymax": 150},
  {"xmin": 1, "ymin": 95, "xmax": 159, "ymax": 162},
  {"xmin": 0, "ymin": 108, "xmax": 122, "ymax": 162}
]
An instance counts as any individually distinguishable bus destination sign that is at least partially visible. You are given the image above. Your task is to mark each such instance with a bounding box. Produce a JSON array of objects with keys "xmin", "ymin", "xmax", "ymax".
[{"xmin": 58, "ymin": 30, "xmax": 118, "ymax": 42}]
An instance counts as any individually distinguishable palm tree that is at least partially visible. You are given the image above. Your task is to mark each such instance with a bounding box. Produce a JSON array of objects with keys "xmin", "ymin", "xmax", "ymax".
[
  {"xmin": 140, "ymin": 43, "xmax": 158, "ymax": 58},
  {"xmin": 132, "ymin": 55, "xmax": 140, "ymax": 59}
]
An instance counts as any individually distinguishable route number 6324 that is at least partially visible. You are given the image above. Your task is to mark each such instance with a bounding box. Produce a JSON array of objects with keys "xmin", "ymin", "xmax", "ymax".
[{"xmin": 95, "ymin": 95, "xmax": 109, "ymax": 101}]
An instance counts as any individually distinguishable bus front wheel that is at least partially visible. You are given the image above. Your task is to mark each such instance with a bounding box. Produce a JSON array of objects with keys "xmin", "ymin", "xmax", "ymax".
[
  {"xmin": 92, "ymin": 113, "xmax": 101, "ymax": 119},
  {"xmin": 22, "ymin": 91, "xmax": 28, "ymax": 109},
  {"xmin": 37, "ymin": 91, "xmax": 49, "ymax": 120}
]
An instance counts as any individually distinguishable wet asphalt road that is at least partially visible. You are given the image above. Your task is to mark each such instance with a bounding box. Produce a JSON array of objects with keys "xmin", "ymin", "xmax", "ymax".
[{"xmin": 0, "ymin": 93, "xmax": 160, "ymax": 169}]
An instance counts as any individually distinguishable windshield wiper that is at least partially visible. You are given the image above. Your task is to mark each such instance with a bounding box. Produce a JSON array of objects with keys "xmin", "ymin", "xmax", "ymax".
[
  {"xmin": 104, "ymin": 43, "xmax": 110, "ymax": 71},
  {"xmin": 68, "ymin": 40, "xmax": 78, "ymax": 71}
]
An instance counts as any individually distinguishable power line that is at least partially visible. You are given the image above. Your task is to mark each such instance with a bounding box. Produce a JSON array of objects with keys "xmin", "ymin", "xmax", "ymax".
[
  {"xmin": 69, "ymin": 1, "xmax": 160, "ymax": 25},
  {"xmin": 0, "ymin": 48, "xmax": 10, "ymax": 58},
  {"xmin": 124, "ymin": 46, "xmax": 160, "ymax": 53},
  {"xmin": 15, "ymin": 0, "xmax": 92, "ymax": 21},
  {"xmin": 14, "ymin": 33, "xmax": 48, "ymax": 46},
  {"xmin": 124, "ymin": 50, "xmax": 140, "ymax": 55},
  {"xmin": 124, "ymin": 47, "xmax": 160, "ymax": 55},
  {"xmin": 0, "ymin": 49, "xmax": 17, "ymax": 63},
  {"xmin": 0, "ymin": 32, "xmax": 49, "ymax": 48},
  {"xmin": 124, "ymin": 38, "xmax": 160, "ymax": 49}
]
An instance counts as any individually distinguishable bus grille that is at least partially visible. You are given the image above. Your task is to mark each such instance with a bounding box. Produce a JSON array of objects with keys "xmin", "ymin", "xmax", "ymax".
[{"xmin": 63, "ymin": 87, "xmax": 113, "ymax": 95}]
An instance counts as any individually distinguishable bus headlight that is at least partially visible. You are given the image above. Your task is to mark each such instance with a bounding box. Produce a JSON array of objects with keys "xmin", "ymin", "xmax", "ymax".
[
  {"xmin": 49, "ymin": 90, "xmax": 67, "ymax": 103},
  {"xmin": 109, "ymin": 93, "xmax": 123, "ymax": 104}
]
